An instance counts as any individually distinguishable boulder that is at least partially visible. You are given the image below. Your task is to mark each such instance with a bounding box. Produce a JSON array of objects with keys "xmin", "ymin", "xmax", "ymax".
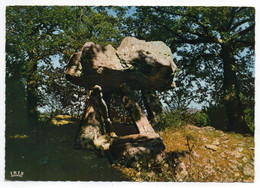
[
  {"xmin": 66, "ymin": 37, "xmax": 177, "ymax": 92},
  {"xmin": 93, "ymin": 133, "xmax": 165, "ymax": 162}
]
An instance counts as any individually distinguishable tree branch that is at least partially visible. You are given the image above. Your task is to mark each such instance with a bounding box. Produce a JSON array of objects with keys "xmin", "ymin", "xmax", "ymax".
[
  {"xmin": 230, "ymin": 18, "xmax": 254, "ymax": 31},
  {"xmin": 236, "ymin": 23, "xmax": 255, "ymax": 36},
  {"xmin": 226, "ymin": 8, "xmax": 237, "ymax": 31},
  {"xmin": 235, "ymin": 7, "xmax": 248, "ymax": 14},
  {"xmin": 234, "ymin": 40, "xmax": 255, "ymax": 48},
  {"xmin": 173, "ymin": 37, "xmax": 217, "ymax": 45},
  {"xmin": 150, "ymin": 12, "xmax": 218, "ymax": 45},
  {"xmin": 152, "ymin": 7, "xmax": 211, "ymax": 36}
]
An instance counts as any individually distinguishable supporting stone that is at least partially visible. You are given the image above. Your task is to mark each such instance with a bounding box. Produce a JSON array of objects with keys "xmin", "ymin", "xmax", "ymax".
[
  {"xmin": 75, "ymin": 84, "xmax": 165, "ymax": 164},
  {"xmin": 91, "ymin": 86, "xmax": 115, "ymax": 136},
  {"xmin": 120, "ymin": 84, "xmax": 157, "ymax": 135},
  {"xmin": 141, "ymin": 90, "xmax": 163, "ymax": 122},
  {"xmin": 74, "ymin": 85, "xmax": 115, "ymax": 149},
  {"xmin": 74, "ymin": 91, "xmax": 103, "ymax": 150}
]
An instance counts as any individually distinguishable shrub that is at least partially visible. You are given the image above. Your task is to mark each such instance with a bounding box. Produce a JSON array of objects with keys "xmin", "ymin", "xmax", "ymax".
[
  {"xmin": 244, "ymin": 107, "xmax": 255, "ymax": 132},
  {"xmin": 152, "ymin": 110, "xmax": 187, "ymax": 131},
  {"xmin": 191, "ymin": 111, "xmax": 210, "ymax": 127}
]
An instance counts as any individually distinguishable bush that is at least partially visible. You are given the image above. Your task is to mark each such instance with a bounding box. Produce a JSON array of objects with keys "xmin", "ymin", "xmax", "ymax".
[
  {"xmin": 190, "ymin": 111, "xmax": 210, "ymax": 127},
  {"xmin": 244, "ymin": 107, "xmax": 255, "ymax": 132},
  {"xmin": 152, "ymin": 110, "xmax": 187, "ymax": 131},
  {"xmin": 152, "ymin": 109, "xmax": 210, "ymax": 131}
]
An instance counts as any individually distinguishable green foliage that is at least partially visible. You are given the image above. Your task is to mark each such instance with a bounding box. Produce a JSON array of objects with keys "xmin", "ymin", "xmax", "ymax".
[
  {"xmin": 152, "ymin": 108, "xmax": 210, "ymax": 131},
  {"xmin": 239, "ymin": 92, "xmax": 255, "ymax": 132},
  {"xmin": 152, "ymin": 110, "xmax": 187, "ymax": 131},
  {"xmin": 6, "ymin": 6, "xmax": 127, "ymax": 125},
  {"xmin": 244, "ymin": 107, "xmax": 254, "ymax": 132},
  {"xmin": 189, "ymin": 111, "xmax": 209, "ymax": 127}
]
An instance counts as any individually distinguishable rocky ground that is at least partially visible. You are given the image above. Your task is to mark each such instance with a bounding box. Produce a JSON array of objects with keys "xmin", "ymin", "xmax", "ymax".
[
  {"xmin": 113, "ymin": 124, "xmax": 255, "ymax": 182},
  {"xmin": 166, "ymin": 125, "xmax": 254, "ymax": 182}
]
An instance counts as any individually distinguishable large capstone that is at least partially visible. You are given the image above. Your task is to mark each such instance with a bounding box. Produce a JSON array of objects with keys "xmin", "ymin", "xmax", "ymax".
[{"xmin": 66, "ymin": 37, "xmax": 177, "ymax": 92}]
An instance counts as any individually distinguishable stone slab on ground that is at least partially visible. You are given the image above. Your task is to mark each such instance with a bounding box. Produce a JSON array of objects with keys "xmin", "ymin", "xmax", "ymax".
[{"xmin": 93, "ymin": 133, "xmax": 165, "ymax": 162}]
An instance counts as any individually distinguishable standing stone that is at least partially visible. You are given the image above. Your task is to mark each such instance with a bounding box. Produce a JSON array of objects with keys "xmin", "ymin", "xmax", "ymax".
[{"xmin": 141, "ymin": 90, "xmax": 163, "ymax": 122}]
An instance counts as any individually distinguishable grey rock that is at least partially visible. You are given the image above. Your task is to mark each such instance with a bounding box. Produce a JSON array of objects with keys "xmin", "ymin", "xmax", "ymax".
[
  {"xmin": 216, "ymin": 130, "xmax": 225, "ymax": 136},
  {"xmin": 225, "ymin": 178, "xmax": 235, "ymax": 182},
  {"xmin": 76, "ymin": 124, "xmax": 102, "ymax": 150},
  {"xmin": 187, "ymin": 125, "xmax": 201, "ymax": 131},
  {"xmin": 202, "ymin": 126, "xmax": 216, "ymax": 131},
  {"xmin": 223, "ymin": 145, "xmax": 229, "ymax": 148},
  {"xmin": 229, "ymin": 159, "xmax": 239, "ymax": 164},
  {"xmin": 228, "ymin": 163, "xmax": 238, "ymax": 171},
  {"xmin": 220, "ymin": 152, "xmax": 226, "ymax": 158},
  {"xmin": 222, "ymin": 139, "xmax": 229, "ymax": 144},
  {"xmin": 192, "ymin": 150, "xmax": 200, "ymax": 158},
  {"xmin": 202, "ymin": 137, "xmax": 208, "ymax": 143},
  {"xmin": 228, "ymin": 150, "xmax": 243, "ymax": 158},
  {"xmin": 202, "ymin": 157, "xmax": 208, "ymax": 164},
  {"xmin": 236, "ymin": 147, "xmax": 244, "ymax": 152},
  {"xmin": 205, "ymin": 144, "xmax": 219, "ymax": 151},
  {"xmin": 209, "ymin": 159, "xmax": 216, "ymax": 165},
  {"xmin": 212, "ymin": 139, "xmax": 220, "ymax": 145},
  {"xmin": 216, "ymin": 167, "xmax": 224, "ymax": 173},
  {"xmin": 204, "ymin": 165, "xmax": 216, "ymax": 176},
  {"xmin": 176, "ymin": 162, "xmax": 188, "ymax": 176},
  {"xmin": 243, "ymin": 165, "xmax": 254, "ymax": 176}
]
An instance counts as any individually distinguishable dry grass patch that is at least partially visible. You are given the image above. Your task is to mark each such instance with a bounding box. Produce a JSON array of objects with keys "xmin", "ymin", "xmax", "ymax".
[
  {"xmin": 50, "ymin": 115, "xmax": 77, "ymax": 127},
  {"xmin": 113, "ymin": 124, "xmax": 254, "ymax": 182}
]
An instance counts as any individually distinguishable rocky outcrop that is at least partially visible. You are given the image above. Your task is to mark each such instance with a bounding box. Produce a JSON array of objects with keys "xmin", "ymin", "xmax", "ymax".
[
  {"xmin": 168, "ymin": 125, "xmax": 255, "ymax": 182},
  {"xmin": 66, "ymin": 37, "xmax": 177, "ymax": 92}
]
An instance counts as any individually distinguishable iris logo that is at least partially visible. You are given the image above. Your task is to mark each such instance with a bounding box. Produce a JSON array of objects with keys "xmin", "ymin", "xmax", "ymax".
[{"xmin": 10, "ymin": 171, "xmax": 24, "ymax": 178}]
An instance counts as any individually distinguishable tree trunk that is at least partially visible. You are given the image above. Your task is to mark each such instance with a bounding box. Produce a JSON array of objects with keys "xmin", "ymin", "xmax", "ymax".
[
  {"xmin": 26, "ymin": 62, "xmax": 38, "ymax": 125},
  {"xmin": 221, "ymin": 44, "xmax": 251, "ymax": 134},
  {"xmin": 6, "ymin": 75, "xmax": 27, "ymax": 134}
]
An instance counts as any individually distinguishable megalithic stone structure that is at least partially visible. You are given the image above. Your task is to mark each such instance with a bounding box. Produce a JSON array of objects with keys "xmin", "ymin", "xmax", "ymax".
[{"xmin": 66, "ymin": 37, "xmax": 177, "ymax": 163}]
